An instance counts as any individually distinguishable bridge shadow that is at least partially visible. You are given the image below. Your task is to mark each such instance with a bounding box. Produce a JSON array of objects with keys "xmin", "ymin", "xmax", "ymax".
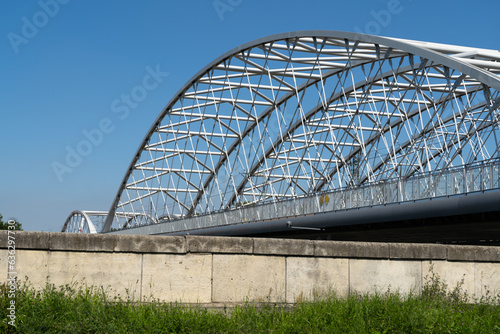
[{"xmin": 247, "ymin": 210, "xmax": 500, "ymax": 246}]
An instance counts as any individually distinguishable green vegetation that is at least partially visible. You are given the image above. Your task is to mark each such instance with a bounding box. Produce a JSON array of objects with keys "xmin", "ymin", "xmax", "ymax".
[
  {"xmin": 0, "ymin": 214, "xmax": 22, "ymax": 231},
  {"xmin": 1, "ymin": 270, "xmax": 499, "ymax": 333}
]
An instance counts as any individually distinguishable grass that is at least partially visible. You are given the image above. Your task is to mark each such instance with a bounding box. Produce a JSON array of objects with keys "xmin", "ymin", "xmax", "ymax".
[{"xmin": 1, "ymin": 270, "xmax": 500, "ymax": 333}]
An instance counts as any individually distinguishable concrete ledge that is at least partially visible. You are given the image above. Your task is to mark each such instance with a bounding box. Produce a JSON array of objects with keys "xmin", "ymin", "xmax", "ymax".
[
  {"xmin": 447, "ymin": 245, "xmax": 500, "ymax": 262},
  {"xmin": 254, "ymin": 238, "xmax": 314, "ymax": 256},
  {"xmin": 49, "ymin": 233, "xmax": 117, "ymax": 252},
  {"xmin": 390, "ymin": 243, "xmax": 447, "ymax": 260},
  {"xmin": 314, "ymin": 240, "xmax": 390, "ymax": 259},
  {"xmin": 14, "ymin": 231, "xmax": 50, "ymax": 250},
  {"xmin": 186, "ymin": 235, "xmax": 252, "ymax": 254},
  {"xmin": 114, "ymin": 235, "xmax": 186, "ymax": 254},
  {"xmin": 1, "ymin": 231, "xmax": 500, "ymax": 262},
  {"xmin": 0, "ymin": 230, "xmax": 50, "ymax": 250}
]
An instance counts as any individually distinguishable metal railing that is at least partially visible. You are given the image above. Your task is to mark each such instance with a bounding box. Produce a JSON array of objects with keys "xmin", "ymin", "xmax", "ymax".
[{"xmin": 122, "ymin": 158, "xmax": 500, "ymax": 233}]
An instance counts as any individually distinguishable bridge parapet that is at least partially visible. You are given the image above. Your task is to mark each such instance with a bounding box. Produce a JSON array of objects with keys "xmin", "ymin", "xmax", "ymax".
[{"xmin": 2, "ymin": 232, "xmax": 500, "ymax": 304}]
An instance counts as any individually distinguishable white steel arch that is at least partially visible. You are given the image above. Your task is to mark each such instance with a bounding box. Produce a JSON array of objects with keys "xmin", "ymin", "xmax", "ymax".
[
  {"xmin": 100, "ymin": 31, "xmax": 500, "ymax": 233},
  {"xmin": 62, "ymin": 210, "xmax": 100, "ymax": 234},
  {"xmin": 62, "ymin": 210, "xmax": 156, "ymax": 233}
]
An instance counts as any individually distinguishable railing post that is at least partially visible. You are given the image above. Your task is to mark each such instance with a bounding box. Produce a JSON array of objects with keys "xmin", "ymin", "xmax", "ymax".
[
  {"xmin": 490, "ymin": 163, "xmax": 494, "ymax": 190},
  {"xmin": 480, "ymin": 164, "xmax": 483, "ymax": 191},
  {"xmin": 433, "ymin": 174, "xmax": 437, "ymax": 197},
  {"xmin": 416, "ymin": 176, "xmax": 420, "ymax": 200},
  {"xmin": 400, "ymin": 177, "xmax": 404, "ymax": 202},
  {"xmin": 464, "ymin": 167, "xmax": 467, "ymax": 193}
]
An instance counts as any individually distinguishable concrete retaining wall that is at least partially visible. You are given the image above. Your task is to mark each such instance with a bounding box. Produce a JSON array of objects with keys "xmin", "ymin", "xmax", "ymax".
[{"xmin": 1, "ymin": 231, "xmax": 500, "ymax": 304}]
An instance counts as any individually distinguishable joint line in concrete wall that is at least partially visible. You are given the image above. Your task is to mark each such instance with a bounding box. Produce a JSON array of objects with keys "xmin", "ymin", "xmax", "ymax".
[
  {"xmin": 420, "ymin": 261, "xmax": 423, "ymax": 294},
  {"xmin": 284, "ymin": 256, "xmax": 287, "ymax": 303},
  {"xmin": 348, "ymin": 259, "xmax": 351, "ymax": 296},
  {"xmin": 139, "ymin": 254, "xmax": 144, "ymax": 302},
  {"xmin": 211, "ymin": 253, "xmax": 214, "ymax": 303}
]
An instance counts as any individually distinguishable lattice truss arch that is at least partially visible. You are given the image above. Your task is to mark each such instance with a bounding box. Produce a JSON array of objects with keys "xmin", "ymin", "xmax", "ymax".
[
  {"xmin": 62, "ymin": 210, "xmax": 155, "ymax": 233},
  {"xmin": 62, "ymin": 210, "xmax": 100, "ymax": 234},
  {"xmin": 103, "ymin": 31, "xmax": 500, "ymax": 232}
]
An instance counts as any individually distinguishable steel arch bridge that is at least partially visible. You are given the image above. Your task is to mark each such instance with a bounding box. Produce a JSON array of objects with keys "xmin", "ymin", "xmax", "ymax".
[{"xmin": 62, "ymin": 31, "xmax": 500, "ymax": 236}]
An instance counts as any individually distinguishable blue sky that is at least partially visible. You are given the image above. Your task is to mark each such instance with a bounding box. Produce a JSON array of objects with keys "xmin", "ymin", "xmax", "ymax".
[{"xmin": 1, "ymin": 0, "xmax": 499, "ymax": 232}]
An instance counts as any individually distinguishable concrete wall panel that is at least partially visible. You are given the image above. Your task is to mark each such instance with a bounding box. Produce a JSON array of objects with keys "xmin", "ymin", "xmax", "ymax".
[
  {"xmin": 422, "ymin": 261, "xmax": 475, "ymax": 297},
  {"xmin": 212, "ymin": 254, "xmax": 285, "ymax": 303},
  {"xmin": 2, "ymin": 232, "xmax": 500, "ymax": 304},
  {"xmin": 142, "ymin": 253, "xmax": 212, "ymax": 303},
  {"xmin": 1, "ymin": 249, "xmax": 9, "ymax": 283},
  {"xmin": 47, "ymin": 251, "xmax": 142, "ymax": 299},
  {"xmin": 286, "ymin": 257, "xmax": 348, "ymax": 303},
  {"xmin": 15, "ymin": 250, "xmax": 50, "ymax": 289},
  {"xmin": 474, "ymin": 262, "xmax": 500, "ymax": 300},
  {"xmin": 350, "ymin": 259, "xmax": 422, "ymax": 295}
]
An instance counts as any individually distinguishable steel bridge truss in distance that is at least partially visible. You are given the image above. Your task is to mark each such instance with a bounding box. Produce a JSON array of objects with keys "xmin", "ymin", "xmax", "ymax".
[{"xmin": 61, "ymin": 31, "xmax": 500, "ymax": 235}]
